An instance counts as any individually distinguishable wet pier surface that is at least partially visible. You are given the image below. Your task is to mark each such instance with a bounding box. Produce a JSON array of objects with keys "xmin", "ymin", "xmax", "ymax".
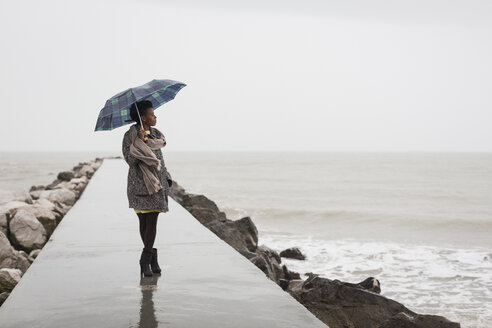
[{"xmin": 0, "ymin": 158, "xmax": 327, "ymax": 328}]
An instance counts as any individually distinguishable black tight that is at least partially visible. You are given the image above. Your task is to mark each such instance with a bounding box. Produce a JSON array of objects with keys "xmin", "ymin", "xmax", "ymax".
[{"xmin": 136, "ymin": 212, "xmax": 159, "ymax": 251}]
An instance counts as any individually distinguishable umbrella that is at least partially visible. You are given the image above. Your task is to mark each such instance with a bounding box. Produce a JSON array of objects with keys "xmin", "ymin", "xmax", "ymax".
[{"xmin": 94, "ymin": 79, "xmax": 186, "ymax": 131}]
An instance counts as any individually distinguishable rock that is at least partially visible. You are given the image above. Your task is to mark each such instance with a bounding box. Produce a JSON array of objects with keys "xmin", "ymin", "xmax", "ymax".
[
  {"xmin": 29, "ymin": 189, "xmax": 43, "ymax": 200},
  {"xmin": 0, "ymin": 210, "xmax": 8, "ymax": 236},
  {"xmin": 207, "ymin": 217, "xmax": 258, "ymax": 256},
  {"xmin": 55, "ymin": 177, "xmax": 89, "ymax": 199},
  {"xmin": 250, "ymin": 245, "xmax": 284, "ymax": 283},
  {"xmin": 278, "ymin": 279, "xmax": 290, "ymax": 290},
  {"xmin": 279, "ymin": 247, "xmax": 306, "ymax": 260},
  {"xmin": 179, "ymin": 194, "xmax": 259, "ymax": 257},
  {"xmin": 169, "ymin": 180, "xmax": 187, "ymax": 203},
  {"xmin": 33, "ymin": 198, "xmax": 57, "ymax": 212},
  {"xmin": 232, "ymin": 216, "xmax": 258, "ymax": 252},
  {"xmin": 45, "ymin": 179, "xmax": 62, "ymax": 190},
  {"xmin": 0, "ymin": 268, "xmax": 22, "ymax": 293},
  {"xmin": 18, "ymin": 250, "xmax": 29, "ymax": 260},
  {"xmin": 92, "ymin": 160, "xmax": 103, "ymax": 170},
  {"xmin": 188, "ymin": 206, "xmax": 227, "ymax": 225},
  {"xmin": 71, "ymin": 176, "xmax": 89, "ymax": 188},
  {"xmin": 0, "ymin": 231, "xmax": 31, "ymax": 273},
  {"xmin": 250, "ymin": 252, "xmax": 279, "ymax": 280},
  {"xmin": 15, "ymin": 203, "xmax": 57, "ymax": 236},
  {"xmin": 38, "ymin": 188, "xmax": 76, "ymax": 206},
  {"xmin": 29, "ymin": 249, "xmax": 41, "ymax": 260},
  {"xmin": 0, "ymin": 292, "xmax": 9, "ymax": 306},
  {"xmin": 378, "ymin": 311, "xmax": 461, "ymax": 328},
  {"xmin": 181, "ymin": 194, "xmax": 227, "ymax": 224},
  {"xmin": 9, "ymin": 208, "xmax": 47, "ymax": 252},
  {"xmin": 0, "ymin": 201, "xmax": 32, "ymax": 216},
  {"xmin": 282, "ymin": 264, "xmax": 301, "ymax": 280},
  {"xmin": 277, "ymin": 264, "xmax": 302, "ymax": 291},
  {"xmin": 29, "ymin": 185, "xmax": 45, "ymax": 192},
  {"xmin": 357, "ymin": 277, "xmax": 381, "ymax": 294},
  {"xmin": 57, "ymin": 171, "xmax": 74, "ymax": 181},
  {"xmin": 52, "ymin": 201, "xmax": 72, "ymax": 223},
  {"xmin": 287, "ymin": 274, "xmax": 460, "ymax": 328},
  {"xmin": 74, "ymin": 164, "xmax": 95, "ymax": 179},
  {"xmin": 0, "ymin": 189, "xmax": 33, "ymax": 205},
  {"xmin": 287, "ymin": 279, "xmax": 304, "ymax": 293}
]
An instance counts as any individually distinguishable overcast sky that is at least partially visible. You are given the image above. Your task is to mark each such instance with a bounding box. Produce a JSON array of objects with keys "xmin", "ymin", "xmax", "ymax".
[{"xmin": 0, "ymin": 0, "xmax": 491, "ymax": 152}]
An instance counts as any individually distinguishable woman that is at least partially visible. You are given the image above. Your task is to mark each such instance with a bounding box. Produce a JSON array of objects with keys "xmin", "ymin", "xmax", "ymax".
[{"xmin": 121, "ymin": 100, "xmax": 173, "ymax": 277}]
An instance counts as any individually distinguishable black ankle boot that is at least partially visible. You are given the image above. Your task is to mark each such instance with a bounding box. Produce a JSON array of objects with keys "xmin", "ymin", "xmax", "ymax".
[
  {"xmin": 139, "ymin": 249, "xmax": 153, "ymax": 277},
  {"xmin": 150, "ymin": 248, "xmax": 161, "ymax": 274}
]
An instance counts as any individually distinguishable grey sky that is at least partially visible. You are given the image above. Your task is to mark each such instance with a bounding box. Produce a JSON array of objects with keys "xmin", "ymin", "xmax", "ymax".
[{"xmin": 0, "ymin": 0, "xmax": 491, "ymax": 152}]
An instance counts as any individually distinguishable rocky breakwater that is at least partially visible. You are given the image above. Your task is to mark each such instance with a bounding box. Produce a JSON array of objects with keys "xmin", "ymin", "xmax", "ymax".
[
  {"xmin": 169, "ymin": 180, "xmax": 461, "ymax": 328},
  {"xmin": 0, "ymin": 157, "xmax": 104, "ymax": 307}
]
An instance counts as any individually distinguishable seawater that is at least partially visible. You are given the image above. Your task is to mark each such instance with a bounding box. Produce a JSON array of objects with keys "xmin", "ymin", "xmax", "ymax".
[{"xmin": 1, "ymin": 151, "xmax": 491, "ymax": 327}]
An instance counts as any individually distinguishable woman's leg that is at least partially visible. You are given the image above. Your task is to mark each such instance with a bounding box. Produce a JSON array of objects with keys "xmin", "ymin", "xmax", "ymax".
[
  {"xmin": 143, "ymin": 212, "xmax": 159, "ymax": 251},
  {"xmin": 137, "ymin": 212, "xmax": 147, "ymax": 244}
]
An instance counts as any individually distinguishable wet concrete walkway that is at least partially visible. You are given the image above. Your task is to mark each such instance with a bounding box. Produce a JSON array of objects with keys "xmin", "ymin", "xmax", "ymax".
[{"xmin": 0, "ymin": 158, "xmax": 327, "ymax": 328}]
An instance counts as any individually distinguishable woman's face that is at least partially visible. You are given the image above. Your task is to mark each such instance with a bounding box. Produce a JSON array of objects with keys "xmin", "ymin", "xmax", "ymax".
[{"xmin": 142, "ymin": 107, "xmax": 157, "ymax": 126}]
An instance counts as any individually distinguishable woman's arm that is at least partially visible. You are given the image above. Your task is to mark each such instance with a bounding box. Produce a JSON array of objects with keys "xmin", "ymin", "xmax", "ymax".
[{"xmin": 122, "ymin": 131, "xmax": 140, "ymax": 166}]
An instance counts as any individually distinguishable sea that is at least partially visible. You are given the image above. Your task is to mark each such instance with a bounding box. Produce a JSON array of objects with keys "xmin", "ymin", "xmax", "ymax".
[{"xmin": 1, "ymin": 151, "xmax": 491, "ymax": 328}]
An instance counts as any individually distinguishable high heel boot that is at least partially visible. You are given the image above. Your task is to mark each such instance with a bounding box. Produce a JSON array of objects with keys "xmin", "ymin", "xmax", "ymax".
[
  {"xmin": 150, "ymin": 248, "xmax": 161, "ymax": 274},
  {"xmin": 139, "ymin": 249, "xmax": 153, "ymax": 277}
]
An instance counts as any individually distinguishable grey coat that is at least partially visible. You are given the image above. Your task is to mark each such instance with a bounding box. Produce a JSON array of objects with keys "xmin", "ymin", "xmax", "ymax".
[{"xmin": 121, "ymin": 124, "xmax": 172, "ymax": 212}]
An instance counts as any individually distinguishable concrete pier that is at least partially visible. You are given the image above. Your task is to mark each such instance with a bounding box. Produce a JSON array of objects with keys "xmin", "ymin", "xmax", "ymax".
[{"xmin": 0, "ymin": 159, "xmax": 327, "ymax": 328}]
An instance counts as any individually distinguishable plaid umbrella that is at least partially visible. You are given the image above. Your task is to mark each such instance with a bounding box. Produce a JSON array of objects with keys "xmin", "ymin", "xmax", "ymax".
[{"xmin": 94, "ymin": 79, "xmax": 186, "ymax": 131}]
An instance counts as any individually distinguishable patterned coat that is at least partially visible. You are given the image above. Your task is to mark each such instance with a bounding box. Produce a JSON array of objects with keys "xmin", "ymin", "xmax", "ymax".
[{"xmin": 121, "ymin": 124, "xmax": 172, "ymax": 213}]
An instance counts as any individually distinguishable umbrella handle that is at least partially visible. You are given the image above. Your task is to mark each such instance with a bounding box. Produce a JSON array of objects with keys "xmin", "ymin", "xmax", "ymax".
[{"xmin": 135, "ymin": 102, "xmax": 148, "ymax": 141}]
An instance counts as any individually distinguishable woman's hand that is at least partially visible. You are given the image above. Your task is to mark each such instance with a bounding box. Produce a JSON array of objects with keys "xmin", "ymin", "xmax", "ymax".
[{"xmin": 137, "ymin": 126, "xmax": 146, "ymax": 141}]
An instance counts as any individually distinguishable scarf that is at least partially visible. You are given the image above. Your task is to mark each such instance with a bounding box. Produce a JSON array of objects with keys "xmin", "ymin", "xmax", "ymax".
[{"xmin": 128, "ymin": 123, "xmax": 167, "ymax": 195}]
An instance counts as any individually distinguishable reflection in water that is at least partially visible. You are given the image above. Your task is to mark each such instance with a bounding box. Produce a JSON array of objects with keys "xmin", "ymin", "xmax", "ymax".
[{"xmin": 138, "ymin": 274, "xmax": 160, "ymax": 328}]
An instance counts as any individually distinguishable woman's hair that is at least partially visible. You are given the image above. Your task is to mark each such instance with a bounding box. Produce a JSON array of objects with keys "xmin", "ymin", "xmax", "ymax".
[{"xmin": 129, "ymin": 100, "xmax": 153, "ymax": 123}]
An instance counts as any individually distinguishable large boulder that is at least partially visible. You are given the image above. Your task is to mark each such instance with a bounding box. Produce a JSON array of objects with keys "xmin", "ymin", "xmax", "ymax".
[
  {"xmin": 9, "ymin": 208, "xmax": 47, "ymax": 252},
  {"xmin": 0, "ymin": 231, "xmax": 30, "ymax": 273},
  {"xmin": 0, "ymin": 268, "xmax": 22, "ymax": 293},
  {"xmin": 287, "ymin": 274, "xmax": 460, "ymax": 328},
  {"xmin": 207, "ymin": 216, "xmax": 259, "ymax": 256},
  {"xmin": 0, "ymin": 201, "xmax": 32, "ymax": 216},
  {"xmin": 379, "ymin": 311, "xmax": 460, "ymax": 328},
  {"xmin": 179, "ymin": 194, "xmax": 259, "ymax": 258},
  {"xmin": 168, "ymin": 180, "xmax": 187, "ymax": 203},
  {"xmin": 38, "ymin": 188, "xmax": 76, "ymax": 206},
  {"xmin": 54, "ymin": 177, "xmax": 89, "ymax": 199},
  {"xmin": 0, "ymin": 209, "xmax": 8, "ymax": 236},
  {"xmin": 231, "ymin": 216, "xmax": 258, "ymax": 252},
  {"xmin": 50, "ymin": 201, "xmax": 72, "ymax": 224},
  {"xmin": 0, "ymin": 201, "xmax": 37, "ymax": 235},
  {"xmin": 0, "ymin": 189, "xmax": 33, "ymax": 205},
  {"xmin": 15, "ymin": 201, "xmax": 58, "ymax": 236},
  {"xmin": 181, "ymin": 194, "xmax": 227, "ymax": 225},
  {"xmin": 250, "ymin": 245, "xmax": 284, "ymax": 283},
  {"xmin": 57, "ymin": 171, "xmax": 74, "ymax": 181},
  {"xmin": 279, "ymin": 247, "xmax": 306, "ymax": 260},
  {"xmin": 74, "ymin": 164, "xmax": 95, "ymax": 179},
  {"xmin": 29, "ymin": 187, "xmax": 45, "ymax": 200}
]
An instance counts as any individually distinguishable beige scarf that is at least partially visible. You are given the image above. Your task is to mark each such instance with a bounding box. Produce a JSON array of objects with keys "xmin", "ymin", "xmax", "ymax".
[{"xmin": 128, "ymin": 124, "xmax": 167, "ymax": 195}]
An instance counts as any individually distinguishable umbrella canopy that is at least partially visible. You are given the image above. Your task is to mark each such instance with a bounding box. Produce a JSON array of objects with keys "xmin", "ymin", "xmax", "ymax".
[{"xmin": 94, "ymin": 79, "xmax": 186, "ymax": 131}]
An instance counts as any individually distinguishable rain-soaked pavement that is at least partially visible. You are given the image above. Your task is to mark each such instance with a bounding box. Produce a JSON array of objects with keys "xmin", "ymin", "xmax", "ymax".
[{"xmin": 0, "ymin": 158, "xmax": 327, "ymax": 328}]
